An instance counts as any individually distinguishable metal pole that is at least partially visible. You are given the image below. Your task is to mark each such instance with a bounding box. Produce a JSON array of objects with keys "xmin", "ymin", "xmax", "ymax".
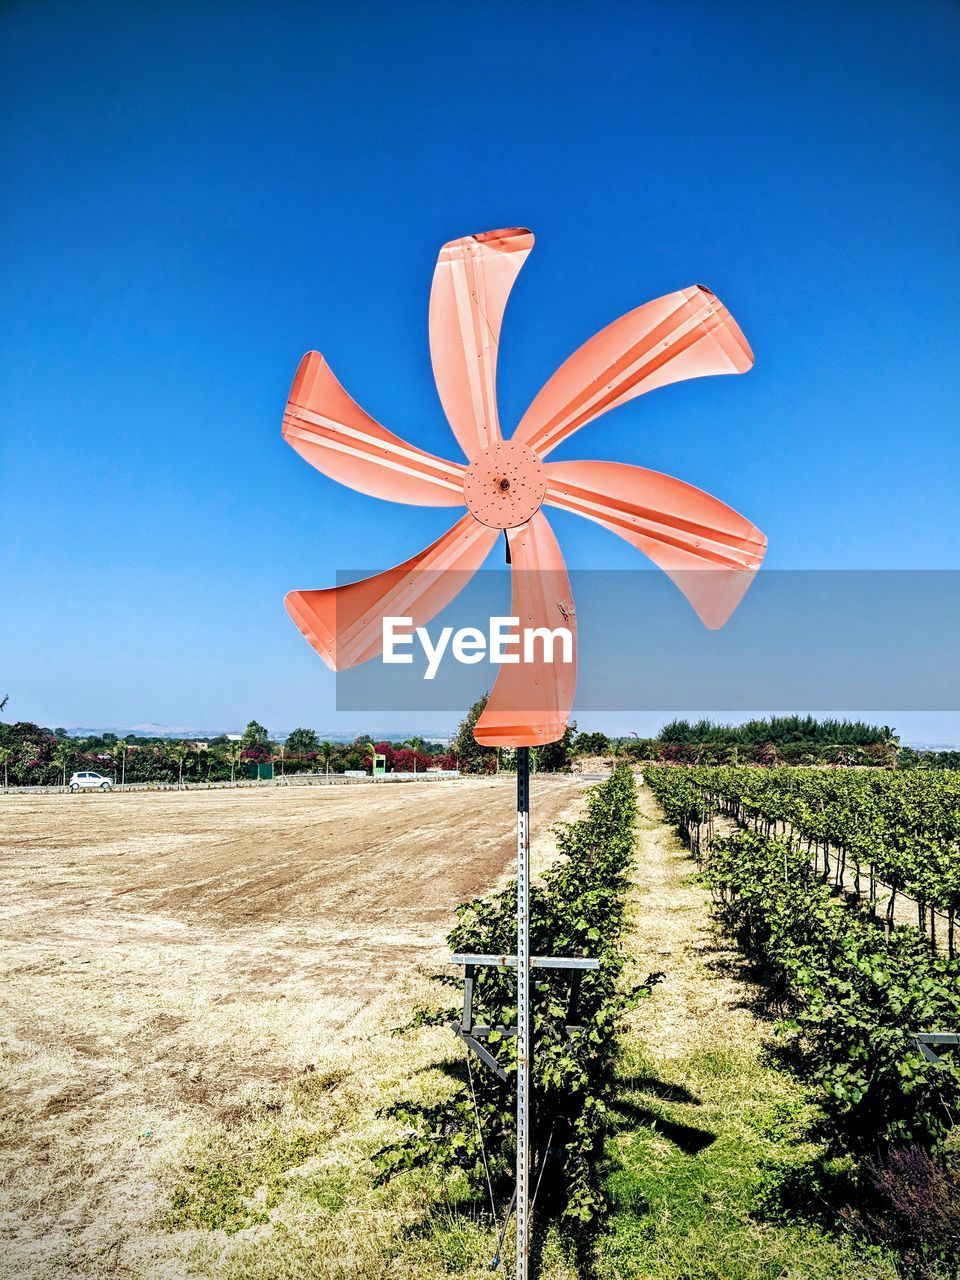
[{"xmin": 515, "ymin": 745, "xmax": 530, "ymax": 1280}]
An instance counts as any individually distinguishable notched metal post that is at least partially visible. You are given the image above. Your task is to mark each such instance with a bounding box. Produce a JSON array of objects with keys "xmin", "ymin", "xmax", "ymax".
[{"xmin": 516, "ymin": 745, "xmax": 530, "ymax": 1280}]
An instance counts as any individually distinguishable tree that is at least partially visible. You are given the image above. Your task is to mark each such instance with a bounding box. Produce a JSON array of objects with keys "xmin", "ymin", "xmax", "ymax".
[
  {"xmin": 170, "ymin": 741, "xmax": 190, "ymax": 787},
  {"xmin": 538, "ymin": 723, "xmax": 576, "ymax": 772},
  {"xmin": 241, "ymin": 720, "xmax": 271, "ymax": 749},
  {"xmin": 53, "ymin": 741, "xmax": 73, "ymax": 788},
  {"xmin": 403, "ymin": 738, "xmax": 426, "ymax": 773},
  {"xmin": 619, "ymin": 737, "xmax": 657, "ymax": 762},
  {"xmin": 285, "ymin": 727, "xmax": 320, "ymax": 755},
  {"xmin": 228, "ymin": 741, "xmax": 242, "ymax": 784},
  {"xmin": 0, "ymin": 746, "xmax": 10, "ymax": 791},
  {"xmin": 112, "ymin": 737, "xmax": 129, "ymax": 787},
  {"xmin": 756, "ymin": 740, "xmax": 780, "ymax": 767},
  {"xmin": 574, "ymin": 730, "xmax": 610, "ymax": 756},
  {"xmin": 395, "ymin": 744, "xmax": 431, "ymax": 774},
  {"xmin": 450, "ymin": 694, "xmax": 498, "ymax": 774},
  {"xmin": 878, "ymin": 732, "xmax": 901, "ymax": 770}
]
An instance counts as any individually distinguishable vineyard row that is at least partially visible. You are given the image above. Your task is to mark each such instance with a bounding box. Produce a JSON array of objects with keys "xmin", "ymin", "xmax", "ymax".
[
  {"xmin": 645, "ymin": 764, "xmax": 960, "ymax": 1148},
  {"xmin": 653, "ymin": 764, "xmax": 960, "ymax": 952}
]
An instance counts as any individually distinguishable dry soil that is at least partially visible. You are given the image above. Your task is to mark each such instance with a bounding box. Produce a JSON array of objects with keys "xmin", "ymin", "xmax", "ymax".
[{"xmin": 0, "ymin": 777, "xmax": 587, "ymax": 1279}]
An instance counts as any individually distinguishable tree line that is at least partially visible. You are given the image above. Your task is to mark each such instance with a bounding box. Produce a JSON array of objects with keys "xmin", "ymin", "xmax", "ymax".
[
  {"xmin": 0, "ymin": 720, "xmax": 453, "ymax": 789},
  {"xmin": 0, "ymin": 709, "xmax": 953, "ymax": 789}
]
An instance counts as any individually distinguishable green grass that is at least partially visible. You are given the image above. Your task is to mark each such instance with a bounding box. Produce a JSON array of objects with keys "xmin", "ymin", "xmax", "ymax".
[
  {"xmin": 161, "ymin": 1019, "xmax": 531, "ymax": 1280},
  {"xmin": 596, "ymin": 1037, "xmax": 896, "ymax": 1280},
  {"xmin": 166, "ymin": 1033, "xmax": 897, "ymax": 1280},
  {"xmin": 168, "ymin": 1127, "xmax": 330, "ymax": 1232}
]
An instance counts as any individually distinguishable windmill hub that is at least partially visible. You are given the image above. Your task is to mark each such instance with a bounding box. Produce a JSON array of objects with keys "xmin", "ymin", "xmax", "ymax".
[{"xmin": 462, "ymin": 440, "xmax": 547, "ymax": 529}]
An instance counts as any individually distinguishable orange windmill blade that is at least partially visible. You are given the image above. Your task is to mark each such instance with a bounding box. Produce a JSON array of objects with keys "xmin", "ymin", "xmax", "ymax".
[
  {"xmin": 544, "ymin": 458, "xmax": 766, "ymax": 629},
  {"xmin": 285, "ymin": 513, "xmax": 498, "ymax": 669},
  {"xmin": 429, "ymin": 227, "xmax": 534, "ymax": 460},
  {"xmin": 471, "ymin": 512, "xmax": 576, "ymax": 747},
  {"xmin": 512, "ymin": 284, "xmax": 754, "ymax": 457},
  {"xmin": 279, "ymin": 227, "xmax": 766, "ymax": 1280},
  {"xmin": 282, "ymin": 350, "xmax": 466, "ymax": 506}
]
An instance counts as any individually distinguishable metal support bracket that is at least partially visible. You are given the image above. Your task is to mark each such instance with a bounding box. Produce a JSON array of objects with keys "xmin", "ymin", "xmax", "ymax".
[
  {"xmin": 913, "ymin": 1032, "xmax": 960, "ymax": 1067},
  {"xmin": 451, "ymin": 953, "xmax": 600, "ymax": 1079}
]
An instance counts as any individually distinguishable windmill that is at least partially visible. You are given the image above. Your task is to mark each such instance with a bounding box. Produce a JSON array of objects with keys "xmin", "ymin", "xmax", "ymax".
[{"xmin": 280, "ymin": 227, "xmax": 765, "ymax": 1278}]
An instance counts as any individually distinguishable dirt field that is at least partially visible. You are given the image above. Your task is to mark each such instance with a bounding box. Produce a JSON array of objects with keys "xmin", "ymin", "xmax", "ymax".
[{"xmin": 0, "ymin": 777, "xmax": 588, "ymax": 1279}]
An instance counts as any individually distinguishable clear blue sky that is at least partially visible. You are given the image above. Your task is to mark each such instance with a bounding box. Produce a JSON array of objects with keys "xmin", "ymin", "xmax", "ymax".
[{"xmin": 2, "ymin": 1, "xmax": 959, "ymax": 740}]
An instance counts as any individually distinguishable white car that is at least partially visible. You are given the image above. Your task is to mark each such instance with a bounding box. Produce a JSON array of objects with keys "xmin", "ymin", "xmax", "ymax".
[{"xmin": 69, "ymin": 771, "xmax": 113, "ymax": 792}]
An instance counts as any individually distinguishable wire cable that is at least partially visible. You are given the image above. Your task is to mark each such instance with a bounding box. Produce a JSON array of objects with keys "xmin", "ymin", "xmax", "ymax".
[
  {"xmin": 489, "ymin": 1184, "xmax": 517, "ymax": 1271},
  {"xmin": 530, "ymin": 1124, "xmax": 555, "ymax": 1216},
  {"xmin": 465, "ymin": 1048, "xmax": 498, "ymax": 1219}
]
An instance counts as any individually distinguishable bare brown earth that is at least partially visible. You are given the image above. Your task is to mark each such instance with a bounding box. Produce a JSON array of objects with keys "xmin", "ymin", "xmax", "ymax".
[{"xmin": 0, "ymin": 777, "xmax": 587, "ymax": 1279}]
